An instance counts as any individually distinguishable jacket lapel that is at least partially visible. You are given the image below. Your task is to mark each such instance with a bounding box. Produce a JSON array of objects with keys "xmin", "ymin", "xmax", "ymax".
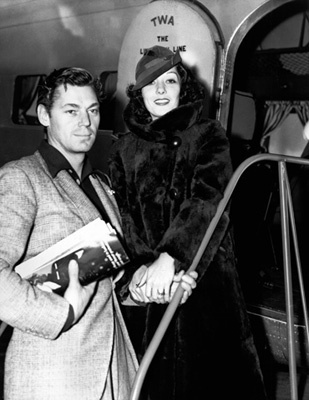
[
  {"xmin": 52, "ymin": 170, "xmax": 122, "ymax": 235},
  {"xmin": 55, "ymin": 170, "xmax": 102, "ymax": 225},
  {"xmin": 90, "ymin": 176, "xmax": 123, "ymax": 236}
]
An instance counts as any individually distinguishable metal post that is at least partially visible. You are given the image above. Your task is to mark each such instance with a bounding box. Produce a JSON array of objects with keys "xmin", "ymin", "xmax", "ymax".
[
  {"xmin": 285, "ymin": 171, "xmax": 309, "ymax": 352},
  {"xmin": 278, "ymin": 161, "xmax": 298, "ymax": 400}
]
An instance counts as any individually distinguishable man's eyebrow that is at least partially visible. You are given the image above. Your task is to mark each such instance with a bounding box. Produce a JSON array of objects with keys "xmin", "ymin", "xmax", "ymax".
[
  {"xmin": 62, "ymin": 103, "xmax": 79, "ymax": 109},
  {"xmin": 62, "ymin": 102, "xmax": 99, "ymax": 109},
  {"xmin": 88, "ymin": 102, "xmax": 100, "ymax": 108}
]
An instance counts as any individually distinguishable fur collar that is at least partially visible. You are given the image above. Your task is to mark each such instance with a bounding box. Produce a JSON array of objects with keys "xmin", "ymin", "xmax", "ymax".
[{"xmin": 124, "ymin": 100, "xmax": 204, "ymax": 142}]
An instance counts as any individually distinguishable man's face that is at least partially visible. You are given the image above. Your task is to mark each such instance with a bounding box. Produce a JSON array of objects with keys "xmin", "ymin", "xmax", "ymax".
[{"xmin": 42, "ymin": 84, "xmax": 100, "ymax": 159}]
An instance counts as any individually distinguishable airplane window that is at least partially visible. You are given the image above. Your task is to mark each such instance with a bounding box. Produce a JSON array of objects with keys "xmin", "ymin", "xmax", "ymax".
[{"xmin": 12, "ymin": 75, "xmax": 45, "ymax": 125}]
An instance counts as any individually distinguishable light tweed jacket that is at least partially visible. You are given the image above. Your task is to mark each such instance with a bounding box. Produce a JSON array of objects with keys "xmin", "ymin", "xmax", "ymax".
[{"xmin": 0, "ymin": 151, "xmax": 138, "ymax": 400}]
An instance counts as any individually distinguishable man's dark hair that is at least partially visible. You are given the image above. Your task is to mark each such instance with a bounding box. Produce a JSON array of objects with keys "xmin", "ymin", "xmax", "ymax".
[{"xmin": 37, "ymin": 67, "xmax": 102, "ymax": 115}]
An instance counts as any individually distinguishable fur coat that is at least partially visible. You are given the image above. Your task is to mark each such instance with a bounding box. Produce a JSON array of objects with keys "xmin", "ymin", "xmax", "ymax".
[{"xmin": 109, "ymin": 99, "xmax": 267, "ymax": 400}]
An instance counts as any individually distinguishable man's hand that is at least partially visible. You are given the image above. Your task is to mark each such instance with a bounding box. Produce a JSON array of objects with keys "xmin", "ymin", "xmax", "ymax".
[{"xmin": 64, "ymin": 259, "xmax": 97, "ymax": 324}]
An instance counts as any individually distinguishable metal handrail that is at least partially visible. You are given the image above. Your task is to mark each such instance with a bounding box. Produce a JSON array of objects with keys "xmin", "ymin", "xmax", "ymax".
[{"xmin": 130, "ymin": 153, "xmax": 309, "ymax": 400}]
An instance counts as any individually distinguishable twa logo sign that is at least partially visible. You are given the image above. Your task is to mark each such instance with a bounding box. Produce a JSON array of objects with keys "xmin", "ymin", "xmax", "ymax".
[{"xmin": 150, "ymin": 15, "xmax": 174, "ymax": 26}]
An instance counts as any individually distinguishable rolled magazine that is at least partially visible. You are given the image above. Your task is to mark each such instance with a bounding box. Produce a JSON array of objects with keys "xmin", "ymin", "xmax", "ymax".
[{"xmin": 15, "ymin": 218, "xmax": 130, "ymax": 295}]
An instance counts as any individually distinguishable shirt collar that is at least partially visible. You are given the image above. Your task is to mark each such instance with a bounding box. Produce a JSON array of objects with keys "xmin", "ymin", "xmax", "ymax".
[{"xmin": 38, "ymin": 140, "xmax": 93, "ymax": 181}]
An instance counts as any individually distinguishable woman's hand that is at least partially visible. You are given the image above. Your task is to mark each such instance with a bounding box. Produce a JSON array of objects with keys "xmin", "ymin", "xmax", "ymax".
[
  {"xmin": 128, "ymin": 264, "xmax": 149, "ymax": 303},
  {"xmin": 143, "ymin": 252, "xmax": 175, "ymax": 302},
  {"xmin": 128, "ymin": 258, "xmax": 198, "ymax": 306},
  {"xmin": 170, "ymin": 270, "xmax": 198, "ymax": 304}
]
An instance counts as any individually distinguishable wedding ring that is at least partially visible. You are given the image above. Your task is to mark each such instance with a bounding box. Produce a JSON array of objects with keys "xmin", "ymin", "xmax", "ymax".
[{"xmin": 157, "ymin": 289, "xmax": 165, "ymax": 296}]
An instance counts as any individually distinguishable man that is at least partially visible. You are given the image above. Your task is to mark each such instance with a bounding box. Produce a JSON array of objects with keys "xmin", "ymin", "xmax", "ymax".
[
  {"xmin": 0, "ymin": 67, "xmax": 197, "ymax": 400},
  {"xmin": 0, "ymin": 67, "xmax": 138, "ymax": 400}
]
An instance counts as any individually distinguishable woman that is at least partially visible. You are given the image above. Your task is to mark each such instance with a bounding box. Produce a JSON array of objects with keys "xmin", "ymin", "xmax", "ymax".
[{"xmin": 109, "ymin": 46, "xmax": 267, "ymax": 400}]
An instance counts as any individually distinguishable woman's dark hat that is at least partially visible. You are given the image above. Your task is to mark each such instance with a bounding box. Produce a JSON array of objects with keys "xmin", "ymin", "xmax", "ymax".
[{"xmin": 132, "ymin": 46, "xmax": 182, "ymax": 91}]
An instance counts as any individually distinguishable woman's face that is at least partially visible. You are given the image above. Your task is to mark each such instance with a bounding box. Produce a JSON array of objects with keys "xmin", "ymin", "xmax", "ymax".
[{"xmin": 141, "ymin": 67, "xmax": 181, "ymax": 121}]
